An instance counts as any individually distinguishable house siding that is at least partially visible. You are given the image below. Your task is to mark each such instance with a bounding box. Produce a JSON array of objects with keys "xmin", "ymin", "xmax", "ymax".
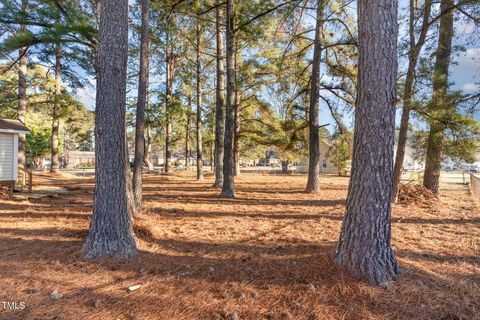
[{"xmin": 0, "ymin": 133, "xmax": 14, "ymax": 181}]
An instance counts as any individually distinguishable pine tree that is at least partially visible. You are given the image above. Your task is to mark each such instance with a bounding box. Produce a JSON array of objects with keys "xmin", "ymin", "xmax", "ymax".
[
  {"xmin": 195, "ymin": 4, "xmax": 204, "ymax": 181},
  {"xmin": 305, "ymin": 0, "xmax": 325, "ymax": 193},
  {"xmin": 423, "ymin": 0, "xmax": 454, "ymax": 194},
  {"xmin": 133, "ymin": 0, "xmax": 150, "ymax": 211},
  {"xmin": 214, "ymin": 2, "xmax": 226, "ymax": 188},
  {"xmin": 220, "ymin": 0, "xmax": 236, "ymax": 198},
  {"xmin": 83, "ymin": 0, "xmax": 137, "ymax": 258},
  {"xmin": 334, "ymin": 0, "xmax": 399, "ymax": 286},
  {"xmin": 392, "ymin": 0, "xmax": 433, "ymax": 200}
]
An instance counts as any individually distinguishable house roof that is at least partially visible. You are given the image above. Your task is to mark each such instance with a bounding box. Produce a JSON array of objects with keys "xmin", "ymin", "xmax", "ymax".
[{"xmin": 0, "ymin": 119, "xmax": 30, "ymax": 134}]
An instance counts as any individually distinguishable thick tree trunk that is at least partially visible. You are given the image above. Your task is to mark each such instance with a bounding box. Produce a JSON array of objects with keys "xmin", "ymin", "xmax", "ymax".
[
  {"xmin": 50, "ymin": 44, "xmax": 61, "ymax": 173},
  {"xmin": 423, "ymin": 0, "xmax": 454, "ymax": 195},
  {"xmin": 18, "ymin": 0, "xmax": 28, "ymax": 173},
  {"xmin": 214, "ymin": 4, "xmax": 225, "ymax": 188},
  {"xmin": 392, "ymin": 0, "xmax": 432, "ymax": 201},
  {"xmin": 305, "ymin": 0, "xmax": 324, "ymax": 193},
  {"xmin": 133, "ymin": 0, "xmax": 149, "ymax": 210},
  {"xmin": 334, "ymin": 0, "xmax": 399, "ymax": 285},
  {"xmin": 196, "ymin": 17, "xmax": 204, "ymax": 181},
  {"xmin": 220, "ymin": 0, "xmax": 235, "ymax": 198},
  {"xmin": 84, "ymin": 0, "xmax": 137, "ymax": 258}
]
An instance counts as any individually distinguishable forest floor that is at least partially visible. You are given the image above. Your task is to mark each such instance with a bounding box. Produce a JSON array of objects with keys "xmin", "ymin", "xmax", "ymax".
[{"xmin": 0, "ymin": 171, "xmax": 478, "ymax": 320}]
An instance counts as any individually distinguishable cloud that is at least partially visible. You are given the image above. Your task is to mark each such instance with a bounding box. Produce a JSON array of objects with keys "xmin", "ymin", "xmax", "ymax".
[
  {"xmin": 465, "ymin": 48, "xmax": 480, "ymax": 60},
  {"xmin": 462, "ymin": 83, "xmax": 479, "ymax": 93},
  {"xmin": 451, "ymin": 47, "xmax": 480, "ymax": 90}
]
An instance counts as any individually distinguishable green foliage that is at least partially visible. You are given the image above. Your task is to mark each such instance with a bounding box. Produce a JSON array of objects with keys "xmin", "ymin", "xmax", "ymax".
[
  {"xmin": 409, "ymin": 114, "xmax": 480, "ymax": 164},
  {"xmin": 328, "ymin": 132, "xmax": 352, "ymax": 176},
  {"xmin": 0, "ymin": 62, "xmax": 94, "ymax": 153},
  {"xmin": 0, "ymin": 0, "xmax": 97, "ymax": 53},
  {"xmin": 25, "ymin": 127, "xmax": 51, "ymax": 159}
]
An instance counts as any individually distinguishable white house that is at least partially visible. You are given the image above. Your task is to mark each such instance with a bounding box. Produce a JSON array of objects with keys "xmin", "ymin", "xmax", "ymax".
[{"xmin": 0, "ymin": 119, "xmax": 30, "ymax": 188}]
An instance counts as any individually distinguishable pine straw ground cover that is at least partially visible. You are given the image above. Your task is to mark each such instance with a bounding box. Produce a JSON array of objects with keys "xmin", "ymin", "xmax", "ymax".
[{"xmin": 0, "ymin": 172, "xmax": 478, "ymax": 320}]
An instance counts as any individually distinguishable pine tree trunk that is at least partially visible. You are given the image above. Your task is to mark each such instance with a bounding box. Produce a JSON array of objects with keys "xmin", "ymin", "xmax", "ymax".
[
  {"xmin": 220, "ymin": 0, "xmax": 236, "ymax": 198},
  {"xmin": 281, "ymin": 160, "xmax": 289, "ymax": 174},
  {"xmin": 165, "ymin": 118, "xmax": 172, "ymax": 172},
  {"xmin": 334, "ymin": 0, "xmax": 399, "ymax": 286},
  {"xmin": 211, "ymin": 135, "xmax": 214, "ymax": 172},
  {"xmin": 305, "ymin": 0, "xmax": 324, "ymax": 193},
  {"xmin": 233, "ymin": 107, "xmax": 240, "ymax": 175},
  {"xmin": 144, "ymin": 94, "xmax": 154, "ymax": 172},
  {"xmin": 423, "ymin": 0, "xmax": 454, "ymax": 195},
  {"xmin": 164, "ymin": 21, "xmax": 173, "ymax": 173},
  {"xmin": 214, "ymin": 4, "xmax": 225, "ymax": 188},
  {"xmin": 196, "ymin": 17, "xmax": 204, "ymax": 181},
  {"xmin": 144, "ymin": 125, "xmax": 154, "ymax": 171},
  {"xmin": 133, "ymin": 0, "xmax": 149, "ymax": 210},
  {"xmin": 185, "ymin": 93, "xmax": 192, "ymax": 168},
  {"xmin": 392, "ymin": 0, "xmax": 432, "ymax": 201},
  {"xmin": 17, "ymin": 0, "xmax": 28, "ymax": 173},
  {"xmin": 50, "ymin": 44, "xmax": 61, "ymax": 173},
  {"xmin": 84, "ymin": 0, "xmax": 137, "ymax": 259},
  {"xmin": 233, "ymin": 46, "xmax": 241, "ymax": 176},
  {"xmin": 18, "ymin": 47, "xmax": 27, "ymax": 169}
]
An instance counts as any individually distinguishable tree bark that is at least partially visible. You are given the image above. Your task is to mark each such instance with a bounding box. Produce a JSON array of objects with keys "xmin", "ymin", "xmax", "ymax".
[
  {"xmin": 196, "ymin": 16, "xmax": 204, "ymax": 181},
  {"xmin": 185, "ymin": 92, "xmax": 192, "ymax": 168},
  {"xmin": 281, "ymin": 160, "xmax": 289, "ymax": 174},
  {"xmin": 392, "ymin": 0, "xmax": 432, "ymax": 201},
  {"xmin": 18, "ymin": 47, "xmax": 27, "ymax": 171},
  {"xmin": 214, "ymin": 3, "xmax": 225, "ymax": 188},
  {"xmin": 423, "ymin": 0, "xmax": 454, "ymax": 195},
  {"xmin": 305, "ymin": 0, "xmax": 324, "ymax": 193},
  {"xmin": 50, "ymin": 43, "xmax": 61, "ymax": 173},
  {"xmin": 144, "ymin": 124, "xmax": 154, "ymax": 171},
  {"xmin": 164, "ymin": 20, "xmax": 174, "ymax": 173},
  {"xmin": 144, "ymin": 92, "xmax": 154, "ymax": 171},
  {"xmin": 220, "ymin": 0, "xmax": 235, "ymax": 198},
  {"xmin": 17, "ymin": 1, "xmax": 28, "ymax": 173},
  {"xmin": 133, "ymin": 0, "xmax": 150, "ymax": 210},
  {"xmin": 233, "ymin": 44, "xmax": 241, "ymax": 176},
  {"xmin": 84, "ymin": 0, "xmax": 137, "ymax": 258},
  {"xmin": 334, "ymin": 0, "xmax": 399, "ymax": 286}
]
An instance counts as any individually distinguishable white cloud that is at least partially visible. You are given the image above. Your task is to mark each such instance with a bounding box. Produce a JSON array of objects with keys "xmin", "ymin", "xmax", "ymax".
[
  {"xmin": 451, "ymin": 47, "xmax": 480, "ymax": 90},
  {"xmin": 462, "ymin": 83, "xmax": 479, "ymax": 93},
  {"xmin": 465, "ymin": 48, "xmax": 480, "ymax": 60}
]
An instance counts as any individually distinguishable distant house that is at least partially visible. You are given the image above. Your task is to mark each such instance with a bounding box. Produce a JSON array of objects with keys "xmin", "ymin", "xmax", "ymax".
[
  {"xmin": 297, "ymin": 141, "xmax": 338, "ymax": 174},
  {"xmin": 0, "ymin": 119, "xmax": 30, "ymax": 188},
  {"xmin": 61, "ymin": 151, "xmax": 95, "ymax": 168}
]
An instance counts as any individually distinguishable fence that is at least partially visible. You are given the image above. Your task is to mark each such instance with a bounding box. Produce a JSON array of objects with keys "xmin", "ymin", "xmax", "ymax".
[{"xmin": 470, "ymin": 173, "xmax": 480, "ymax": 202}]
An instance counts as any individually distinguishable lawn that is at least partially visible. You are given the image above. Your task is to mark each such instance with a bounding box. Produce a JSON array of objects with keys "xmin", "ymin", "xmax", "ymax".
[{"xmin": 0, "ymin": 172, "xmax": 478, "ymax": 319}]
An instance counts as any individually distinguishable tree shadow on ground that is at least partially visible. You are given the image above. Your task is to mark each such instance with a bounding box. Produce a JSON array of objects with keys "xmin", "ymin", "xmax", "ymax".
[
  {"xmin": 147, "ymin": 207, "xmax": 344, "ymax": 221},
  {"xmin": 142, "ymin": 193, "xmax": 345, "ymax": 208},
  {"xmin": 0, "ymin": 232, "xmax": 476, "ymax": 320}
]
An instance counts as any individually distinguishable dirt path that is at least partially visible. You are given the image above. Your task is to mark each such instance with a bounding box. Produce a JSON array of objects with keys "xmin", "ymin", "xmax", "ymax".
[{"xmin": 0, "ymin": 173, "xmax": 478, "ymax": 319}]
